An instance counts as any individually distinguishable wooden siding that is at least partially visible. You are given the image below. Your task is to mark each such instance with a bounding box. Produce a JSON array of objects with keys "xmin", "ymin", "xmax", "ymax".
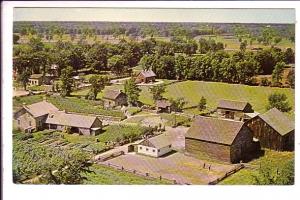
[
  {"xmin": 185, "ymin": 138, "xmax": 231, "ymax": 163},
  {"xmin": 247, "ymin": 117, "xmax": 294, "ymax": 151}
]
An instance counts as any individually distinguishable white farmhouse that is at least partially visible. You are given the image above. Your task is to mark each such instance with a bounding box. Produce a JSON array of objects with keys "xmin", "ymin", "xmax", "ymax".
[{"xmin": 137, "ymin": 135, "xmax": 172, "ymax": 157}]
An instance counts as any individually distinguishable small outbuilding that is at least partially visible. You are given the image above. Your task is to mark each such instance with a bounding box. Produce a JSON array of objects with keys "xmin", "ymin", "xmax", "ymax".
[
  {"xmin": 135, "ymin": 70, "xmax": 156, "ymax": 83},
  {"xmin": 137, "ymin": 135, "xmax": 172, "ymax": 157},
  {"xmin": 246, "ymin": 108, "xmax": 294, "ymax": 151},
  {"xmin": 103, "ymin": 89, "xmax": 127, "ymax": 108},
  {"xmin": 156, "ymin": 99, "xmax": 172, "ymax": 113},
  {"xmin": 45, "ymin": 111, "xmax": 102, "ymax": 136},
  {"xmin": 29, "ymin": 74, "xmax": 43, "ymax": 86},
  {"xmin": 217, "ymin": 99, "xmax": 255, "ymax": 121},
  {"xmin": 185, "ymin": 116, "xmax": 255, "ymax": 163}
]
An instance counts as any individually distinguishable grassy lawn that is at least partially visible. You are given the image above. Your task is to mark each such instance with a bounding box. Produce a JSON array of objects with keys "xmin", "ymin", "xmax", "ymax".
[
  {"xmin": 164, "ymin": 81, "xmax": 294, "ymax": 116},
  {"xmin": 83, "ymin": 164, "xmax": 171, "ymax": 184},
  {"xmin": 219, "ymin": 150, "xmax": 294, "ymax": 185}
]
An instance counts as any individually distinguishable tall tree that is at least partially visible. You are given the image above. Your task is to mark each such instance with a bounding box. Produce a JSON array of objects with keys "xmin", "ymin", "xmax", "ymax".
[
  {"xmin": 87, "ymin": 75, "xmax": 108, "ymax": 100},
  {"xmin": 169, "ymin": 97, "xmax": 186, "ymax": 112},
  {"xmin": 17, "ymin": 70, "xmax": 31, "ymax": 90},
  {"xmin": 272, "ymin": 62, "xmax": 285, "ymax": 86},
  {"xmin": 124, "ymin": 78, "xmax": 141, "ymax": 106},
  {"xmin": 149, "ymin": 84, "xmax": 166, "ymax": 101},
  {"xmin": 266, "ymin": 93, "xmax": 292, "ymax": 112},
  {"xmin": 198, "ymin": 96, "xmax": 207, "ymax": 112},
  {"xmin": 60, "ymin": 66, "xmax": 74, "ymax": 97},
  {"xmin": 108, "ymin": 55, "xmax": 127, "ymax": 75}
]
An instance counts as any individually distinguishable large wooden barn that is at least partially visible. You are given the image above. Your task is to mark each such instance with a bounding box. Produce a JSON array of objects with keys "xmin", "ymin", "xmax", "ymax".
[
  {"xmin": 185, "ymin": 116, "xmax": 255, "ymax": 163},
  {"xmin": 246, "ymin": 108, "xmax": 294, "ymax": 151}
]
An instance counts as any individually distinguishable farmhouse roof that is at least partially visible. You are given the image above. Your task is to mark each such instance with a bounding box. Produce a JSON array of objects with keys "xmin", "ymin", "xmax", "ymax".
[
  {"xmin": 29, "ymin": 74, "xmax": 43, "ymax": 79},
  {"xmin": 46, "ymin": 111, "xmax": 100, "ymax": 129},
  {"xmin": 258, "ymin": 108, "xmax": 294, "ymax": 136},
  {"xmin": 22, "ymin": 101, "xmax": 59, "ymax": 118},
  {"xmin": 103, "ymin": 90, "xmax": 125, "ymax": 100},
  {"xmin": 156, "ymin": 99, "xmax": 171, "ymax": 108},
  {"xmin": 140, "ymin": 70, "xmax": 156, "ymax": 78},
  {"xmin": 217, "ymin": 99, "xmax": 251, "ymax": 111},
  {"xmin": 139, "ymin": 134, "xmax": 171, "ymax": 149},
  {"xmin": 186, "ymin": 116, "xmax": 245, "ymax": 145}
]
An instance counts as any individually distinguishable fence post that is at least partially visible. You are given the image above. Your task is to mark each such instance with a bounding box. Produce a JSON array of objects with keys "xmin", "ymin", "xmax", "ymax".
[
  {"xmin": 159, "ymin": 175, "xmax": 162, "ymax": 180},
  {"xmin": 173, "ymin": 180, "xmax": 177, "ymax": 184},
  {"xmin": 146, "ymin": 172, "xmax": 149, "ymax": 177}
]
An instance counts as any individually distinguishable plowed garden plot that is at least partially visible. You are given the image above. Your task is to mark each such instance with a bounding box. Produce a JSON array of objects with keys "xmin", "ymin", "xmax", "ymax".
[{"xmin": 102, "ymin": 152, "xmax": 237, "ymax": 185}]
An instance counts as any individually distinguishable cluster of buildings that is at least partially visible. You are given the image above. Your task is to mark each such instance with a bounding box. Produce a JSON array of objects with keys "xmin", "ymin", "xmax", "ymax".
[
  {"xmin": 136, "ymin": 99, "xmax": 294, "ymax": 163},
  {"xmin": 14, "ymin": 99, "xmax": 102, "ymax": 135}
]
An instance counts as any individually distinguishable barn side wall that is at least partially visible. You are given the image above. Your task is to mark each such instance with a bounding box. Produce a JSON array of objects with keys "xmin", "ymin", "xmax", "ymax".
[
  {"xmin": 185, "ymin": 138, "xmax": 231, "ymax": 163},
  {"xmin": 247, "ymin": 117, "xmax": 293, "ymax": 151}
]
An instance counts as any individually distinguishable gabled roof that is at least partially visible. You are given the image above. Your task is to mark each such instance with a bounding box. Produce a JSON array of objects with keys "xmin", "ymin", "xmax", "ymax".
[
  {"xmin": 103, "ymin": 90, "xmax": 126, "ymax": 100},
  {"xmin": 46, "ymin": 111, "xmax": 101, "ymax": 129},
  {"xmin": 186, "ymin": 116, "xmax": 245, "ymax": 145},
  {"xmin": 29, "ymin": 74, "xmax": 43, "ymax": 79},
  {"xmin": 22, "ymin": 101, "xmax": 59, "ymax": 118},
  {"xmin": 217, "ymin": 99, "xmax": 251, "ymax": 111},
  {"xmin": 258, "ymin": 108, "xmax": 294, "ymax": 136},
  {"xmin": 139, "ymin": 70, "xmax": 156, "ymax": 78},
  {"xmin": 156, "ymin": 99, "xmax": 171, "ymax": 108},
  {"xmin": 139, "ymin": 134, "xmax": 171, "ymax": 149}
]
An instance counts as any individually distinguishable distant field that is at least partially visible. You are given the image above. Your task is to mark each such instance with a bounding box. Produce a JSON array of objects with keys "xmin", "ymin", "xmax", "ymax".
[{"xmin": 196, "ymin": 35, "xmax": 294, "ymax": 51}]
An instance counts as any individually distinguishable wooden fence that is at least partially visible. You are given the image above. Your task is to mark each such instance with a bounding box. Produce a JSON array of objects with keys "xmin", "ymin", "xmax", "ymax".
[
  {"xmin": 97, "ymin": 161, "xmax": 189, "ymax": 185},
  {"xmin": 208, "ymin": 164, "xmax": 245, "ymax": 185}
]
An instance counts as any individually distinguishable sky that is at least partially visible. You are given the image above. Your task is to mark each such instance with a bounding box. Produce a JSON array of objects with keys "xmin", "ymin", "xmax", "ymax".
[{"xmin": 14, "ymin": 8, "xmax": 295, "ymax": 24}]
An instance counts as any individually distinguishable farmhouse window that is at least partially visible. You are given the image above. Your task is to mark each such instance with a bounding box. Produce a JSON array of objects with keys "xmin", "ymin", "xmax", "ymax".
[
  {"xmin": 17, "ymin": 120, "xmax": 20, "ymax": 125},
  {"xmin": 140, "ymin": 147, "xmax": 142, "ymax": 150},
  {"xmin": 152, "ymin": 149, "xmax": 155, "ymax": 152},
  {"xmin": 146, "ymin": 148, "xmax": 149, "ymax": 151},
  {"xmin": 29, "ymin": 121, "xmax": 31, "ymax": 126},
  {"xmin": 169, "ymin": 145, "xmax": 171, "ymax": 148},
  {"xmin": 158, "ymin": 149, "xmax": 160, "ymax": 152}
]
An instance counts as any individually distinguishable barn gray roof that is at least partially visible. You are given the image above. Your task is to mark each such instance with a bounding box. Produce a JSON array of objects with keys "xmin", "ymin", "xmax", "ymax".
[
  {"xmin": 140, "ymin": 70, "xmax": 156, "ymax": 78},
  {"xmin": 46, "ymin": 111, "xmax": 101, "ymax": 129},
  {"xmin": 217, "ymin": 99, "xmax": 251, "ymax": 111},
  {"xmin": 139, "ymin": 134, "xmax": 171, "ymax": 149},
  {"xmin": 22, "ymin": 101, "xmax": 59, "ymax": 117},
  {"xmin": 156, "ymin": 99, "xmax": 171, "ymax": 108},
  {"xmin": 186, "ymin": 116, "xmax": 245, "ymax": 145},
  {"xmin": 103, "ymin": 90, "xmax": 125, "ymax": 100},
  {"xmin": 259, "ymin": 108, "xmax": 294, "ymax": 136},
  {"xmin": 29, "ymin": 74, "xmax": 43, "ymax": 79}
]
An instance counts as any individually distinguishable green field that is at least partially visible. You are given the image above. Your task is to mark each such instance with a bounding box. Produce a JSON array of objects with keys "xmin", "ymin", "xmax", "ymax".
[
  {"xmin": 219, "ymin": 150, "xmax": 294, "ymax": 185},
  {"xmin": 83, "ymin": 164, "xmax": 171, "ymax": 184},
  {"xmin": 74, "ymin": 80, "xmax": 294, "ymax": 117},
  {"xmin": 198, "ymin": 35, "xmax": 294, "ymax": 50}
]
